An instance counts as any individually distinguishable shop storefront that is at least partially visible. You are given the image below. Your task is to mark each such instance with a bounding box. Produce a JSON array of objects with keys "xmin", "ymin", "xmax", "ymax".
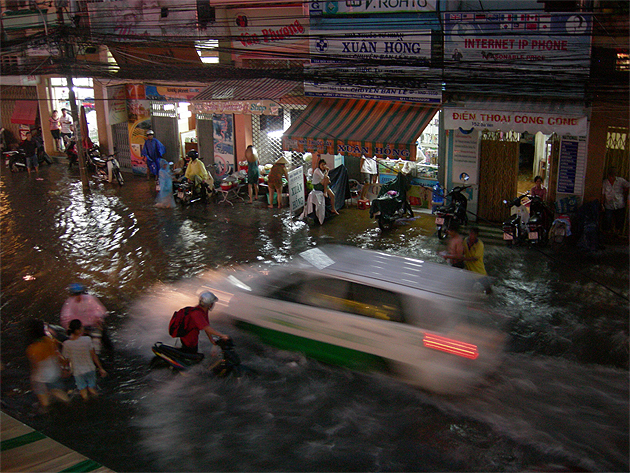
[
  {"xmin": 443, "ymin": 99, "xmax": 588, "ymax": 222},
  {"xmin": 191, "ymin": 78, "xmax": 307, "ymax": 180},
  {"xmin": 282, "ymin": 97, "xmax": 439, "ymax": 205}
]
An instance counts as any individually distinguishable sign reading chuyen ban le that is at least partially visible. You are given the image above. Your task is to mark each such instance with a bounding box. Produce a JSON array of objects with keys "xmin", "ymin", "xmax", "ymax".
[{"xmin": 288, "ymin": 167, "xmax": 305, "ymax": 214}]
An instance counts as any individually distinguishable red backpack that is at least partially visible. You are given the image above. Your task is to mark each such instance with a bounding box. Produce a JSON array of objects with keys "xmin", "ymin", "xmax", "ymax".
[{"xmin": 169, "ymin": 306, "xmax": 193, "ymax": 338}]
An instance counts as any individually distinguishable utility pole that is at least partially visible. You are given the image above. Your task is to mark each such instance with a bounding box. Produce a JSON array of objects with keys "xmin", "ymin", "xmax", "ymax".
[{"xmin": 64, "ymin": 52, "xmax": 89, "ymax": 191}]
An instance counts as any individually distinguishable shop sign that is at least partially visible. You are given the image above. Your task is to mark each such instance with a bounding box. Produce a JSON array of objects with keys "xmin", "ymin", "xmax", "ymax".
[
  {"xmin": 443, "ymin": 12, "xmax": 591, "ymax": 73},
  {"xmin": 310, "ymin": 0, "xmax": 437, "ymax": 16},
  {"xmin": 88, "ymin": 0, "xmax": 199, "ymax": 40},
  {"xmin": 288, "ymin": 168, "xmax": 305, "ymax": 213},
  {"xmin": 191, "ymin": 101, "xmax": 280, "ymax": 116},
  {"xmin": 228, "ymin": 6, "xmax": 309, "ymax": 61},
  {"xmin": 107, "ymin": 85, "xmax": 127, "ymax": 125},
  {"xmin": 557, "ymin": 135, "xmax": 586, "ymax": 195},
  {"xmin": 146, "ymin": 85, "xmax": 203, "ymax": 101},
  {"xmin": 444, "ymin": 108, "xmax": 587, "ymax": 135},
  {"xmin": 452, "ymin": 129, "xmax": 479, "ymax": 185},
  {"xmin": 213, "ymin": 114, "xmax": 235, "ymax": 179},
  {"xmin": 305, "ymin": 79, "xmax": 441, "ymax": 104},
  {"xmin": 311, "ymin": 30, "xmax": 432, "ymax": 64},
  {"xmin": 285, "ymin": 137, "xmax": 411, "ymax": 159}
]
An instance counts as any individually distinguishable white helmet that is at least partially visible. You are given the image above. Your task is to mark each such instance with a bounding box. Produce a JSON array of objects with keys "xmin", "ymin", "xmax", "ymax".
[{"xmin": 199, "ymin": 291, "xmax": 218, "ymax": 307}]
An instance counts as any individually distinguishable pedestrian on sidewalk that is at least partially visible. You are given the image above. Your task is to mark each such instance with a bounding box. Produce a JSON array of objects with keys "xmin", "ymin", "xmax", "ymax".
[
  {"xmin": 245, "ymin": 145, "xmax": 260, "ymax": 204},
  {"xmin": 59, "ymin": 109, "xmax": 74, "ymax": 150},
  {"xmin": 49, "ymin": 110, "xmax": 62, "ymax": 151},
  {"xmin": 267, "ymin": 156, "xmax": 290, "ymax": 209},
  {"xmin": 602, "ymin": 167, "xmax": 629, "ymax": 236}
]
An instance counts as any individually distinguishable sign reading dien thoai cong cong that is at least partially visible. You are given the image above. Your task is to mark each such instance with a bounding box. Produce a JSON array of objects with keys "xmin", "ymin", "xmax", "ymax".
[{"xmin": 443, "ymin": 109, "xmax": 587, "ymax": 135}]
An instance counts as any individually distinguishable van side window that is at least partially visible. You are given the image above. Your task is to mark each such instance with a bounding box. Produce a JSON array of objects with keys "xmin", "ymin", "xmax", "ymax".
[
  {"xmin": 298, "ymin": 277, "xmax": 349, "ymax": 312},
  {"xmin": 345, "ymin": 282, "xmax": 404, "ymax": 322},
  {"xmin": 266, "ymin": 276, "xmax": 305, "ymax": 303}
]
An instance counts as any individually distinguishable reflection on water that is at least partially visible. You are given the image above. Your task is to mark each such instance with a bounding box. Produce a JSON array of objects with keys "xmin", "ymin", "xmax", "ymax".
[{"xmin": 1, "ymin": 165, "xmax": 628, "ymax": 472}]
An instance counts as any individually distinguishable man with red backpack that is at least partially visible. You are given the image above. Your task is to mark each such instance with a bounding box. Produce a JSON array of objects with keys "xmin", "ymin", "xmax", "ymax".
[{"xmin": 170, "ymin": 291, "xmax": 229, "ymax": 354}]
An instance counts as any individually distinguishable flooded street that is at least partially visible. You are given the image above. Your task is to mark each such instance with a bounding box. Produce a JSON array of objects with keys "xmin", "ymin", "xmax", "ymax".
[{"xmin": 1, "ymin": 163, "xmax": 628, "ymax": 472}]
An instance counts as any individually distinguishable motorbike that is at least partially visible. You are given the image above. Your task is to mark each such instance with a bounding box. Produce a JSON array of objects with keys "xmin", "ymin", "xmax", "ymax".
[
  {"xmin": 86, "ymin": 146, "xmax": 124, "ymax": 186},
  {"xmin": 151, "ymin": 337, "xmax": 242, "ymax": 378},
  {"xmin": 66, "ymin": 139, "xmax": 79, "ymax": 168},
  {"xmin": 173, "ymin": 177, "xmax": 213, "ymax": 205},
  {"xmin": 4, "ymin": 149, "xmax": 27, "ymax": 172},
  {"xmin": 435, "ymin": 180, "xmax": 471, "ymax": 240},
  {"xmin": 4, "ymin": 146, "xmax": 52, "ymax": 172},
  {"xmin": 526, "ymin": 195, "xmax": 554, "ymax": 246},
  {"xmin": 45, "ymin": 323, "xmax": 111, "ymax": 355},
  {"xmin": 502, "ymin": 194, "xmax": 530, "ymax": 246},
  {"xmin": 369, "ymin": 172, "xmax": 414, "ymax": 231}
]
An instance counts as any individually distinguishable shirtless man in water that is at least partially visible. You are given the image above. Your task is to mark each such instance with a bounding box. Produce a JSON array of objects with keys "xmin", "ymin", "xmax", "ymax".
[{"xmin": 440, "ymin": 224, "xmax": 465, "ymax": 269}]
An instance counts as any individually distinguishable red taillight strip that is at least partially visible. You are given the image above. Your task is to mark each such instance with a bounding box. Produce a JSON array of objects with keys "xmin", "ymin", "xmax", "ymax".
[{"xmin": 423, "ymin": 333, "xmax": 479, "ymax": 360}]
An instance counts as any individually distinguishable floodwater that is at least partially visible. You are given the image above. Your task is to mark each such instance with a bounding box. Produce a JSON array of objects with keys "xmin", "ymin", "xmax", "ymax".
[{"xmin": 1, "ymin": 163, "xmax": 628, "ymax": 472}]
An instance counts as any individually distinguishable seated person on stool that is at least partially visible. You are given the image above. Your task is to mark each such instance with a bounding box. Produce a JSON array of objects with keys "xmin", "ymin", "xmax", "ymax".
[{"xmin": 312, "ymin": 159, "xmax": 339, "ymax": 215}]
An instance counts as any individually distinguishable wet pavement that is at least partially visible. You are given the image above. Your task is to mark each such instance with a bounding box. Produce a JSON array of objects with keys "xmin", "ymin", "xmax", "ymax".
[{"xmin": 1, "ymin": 162, "xmax": 628, "ymax": 472}]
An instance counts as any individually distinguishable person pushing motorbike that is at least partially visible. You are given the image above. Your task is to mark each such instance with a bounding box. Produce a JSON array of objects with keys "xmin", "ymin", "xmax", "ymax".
[
  {"xmin": 172, "ymin": 291, "xmax": 229, "ymax": 354},
  {"xmin": 60, "ymin": 283, "xmax": 111, "ymax": 352}
]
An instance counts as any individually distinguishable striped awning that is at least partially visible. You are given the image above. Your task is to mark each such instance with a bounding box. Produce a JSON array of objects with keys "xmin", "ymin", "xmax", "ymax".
[
  {"xmin": 282, "ymin": 98, "xmax": 438, "ymax": 160},
  {"xmin": 192, "ymin": 78, "xmax": 302, "ymax": 101}
]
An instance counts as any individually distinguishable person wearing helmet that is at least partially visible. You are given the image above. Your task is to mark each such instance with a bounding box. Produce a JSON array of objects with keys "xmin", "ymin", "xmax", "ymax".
[
  {"xmin": 184, "ymin": 149, "xmax": 214, "ymax": 195},
  {"xmin": 141, "ymin": 130, "xmax": 166, "ymax": 179},
  {"xmin": 60, "ymin": 284, "xmax": 109, "ymax": 351},
  {"xmin": 177, "ymin": 291, "xmax": 229, "ymax": 354}
]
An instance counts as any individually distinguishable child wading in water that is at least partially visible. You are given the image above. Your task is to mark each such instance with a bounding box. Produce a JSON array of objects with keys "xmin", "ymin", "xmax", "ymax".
[{"xmin": 62, "ymin": 319, "xmax": 107, "ymax": 400}]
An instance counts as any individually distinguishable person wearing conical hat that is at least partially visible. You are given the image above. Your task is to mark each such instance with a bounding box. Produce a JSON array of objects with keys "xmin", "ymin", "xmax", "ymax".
[{"xmin": 267, "ymin": 156, "xmax": 290, "ymax": 209}]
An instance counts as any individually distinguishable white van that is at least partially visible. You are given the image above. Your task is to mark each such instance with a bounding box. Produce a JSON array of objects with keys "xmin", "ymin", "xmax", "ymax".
[{"xmin": 224, "ymin": 245, "xmax": 505, "ymax": 394}]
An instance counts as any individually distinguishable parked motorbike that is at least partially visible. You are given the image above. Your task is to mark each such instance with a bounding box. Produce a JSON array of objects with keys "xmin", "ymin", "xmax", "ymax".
[
  {"xmin": 4, "ymin": 149, "xmax": 27, "ymax": 172},
  {"xmin": 502, "ymin": 194, "xmax": 530, "ymax": 246},
  {"xmin": 66, "ymin": 139, "xmax": 79, "ymax": 168},
  {"xmin": 87, "ymin": 147, "xmax": 124, "ymax": 186},
  {"xmin": 526, "ymin": 195, "xmax": 553, "ymax": 246},
  {"xmin": 369, "ymin": 172, "xmax": 414, "ymax": 231},
  {"xmin": 4, "ymin": 146, "xmax": 53, "ymax": 172},
  {"xmin": 435, "ymin": 179, "xmax": 471, "ymax": 240}
]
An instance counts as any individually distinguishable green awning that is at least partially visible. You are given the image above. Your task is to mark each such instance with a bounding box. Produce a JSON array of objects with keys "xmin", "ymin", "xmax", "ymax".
[{"xmin": 282, "ymin": 98, "xmax": 438, "ymax": 159}]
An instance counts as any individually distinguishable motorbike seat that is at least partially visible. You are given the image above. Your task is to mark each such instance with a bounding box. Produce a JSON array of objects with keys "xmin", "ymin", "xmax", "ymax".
[
  {"xmin": 436, "ymin": 204, "xmax": 455, "ymax": 213},
  {"xmin": 505, "ymin": 214, "xmax": 520, "ymax": 225},
  {"xmin": 92, "ymin": 157, "xmax": 106, "ymax": 166}
]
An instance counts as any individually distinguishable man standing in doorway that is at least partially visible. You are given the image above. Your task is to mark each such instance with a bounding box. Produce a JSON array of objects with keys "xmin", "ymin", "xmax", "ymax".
[
  {"xmin": 602, "ymin": 167, "xmax": 629, "ymax": 236},
  {"xmin": 141, "ymin": 130, "xmax": 165, "ymax": 179},
  {"xmin": 59, "ymin": 108, "xmax": 74, "ymax": 150}
]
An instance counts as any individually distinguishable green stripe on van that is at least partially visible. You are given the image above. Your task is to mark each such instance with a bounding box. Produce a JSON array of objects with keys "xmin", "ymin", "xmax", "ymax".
[
  {"xmin": 1, "ymin": 431, "xmax": 47, "ymax": 451},
  {"xmin": 237, "ymin": 321, "xmax": 388, "ymax": 372}
]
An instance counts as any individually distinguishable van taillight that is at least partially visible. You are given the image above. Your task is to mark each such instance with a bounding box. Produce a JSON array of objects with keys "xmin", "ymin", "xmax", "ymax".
[{"xmin": 423, "ymin": 333, "xmax": 479, "ymax": 360}]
